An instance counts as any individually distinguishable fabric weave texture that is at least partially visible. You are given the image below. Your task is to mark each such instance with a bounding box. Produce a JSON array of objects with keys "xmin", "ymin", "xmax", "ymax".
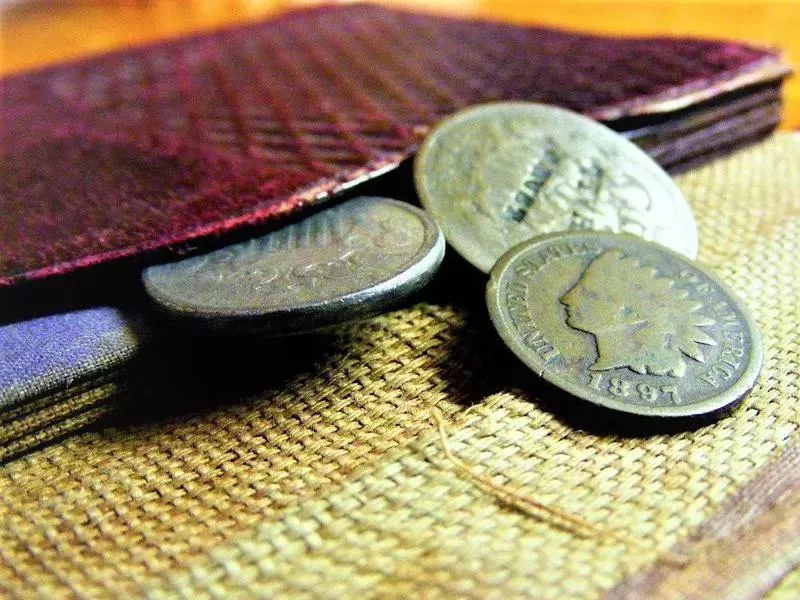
[{"xmin": 0, "ymin": 133, "xmax": 798, "ymax": 598}]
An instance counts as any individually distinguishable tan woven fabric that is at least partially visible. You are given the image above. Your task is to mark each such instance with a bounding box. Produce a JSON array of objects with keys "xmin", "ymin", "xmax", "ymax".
[
  {"xmin": 768, "ymin": 568, "xmax": 800, "ymax": 599},
  {"xmin": 1, "ymin": 133, "xmax": 799, "ymax": 599},
  {"xmin": 0, "ymin": 378, "xmax": 120, "ymax": 463},
  {"xmin": 606, "ymin": 441, "xmax": 800, "ymax": 600}
]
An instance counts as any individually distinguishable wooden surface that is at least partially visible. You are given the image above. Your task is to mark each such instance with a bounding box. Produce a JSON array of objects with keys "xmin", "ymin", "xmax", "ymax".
[{"xmin": 1, "ymin": 0, "xmax": 797, "ymax": 128}]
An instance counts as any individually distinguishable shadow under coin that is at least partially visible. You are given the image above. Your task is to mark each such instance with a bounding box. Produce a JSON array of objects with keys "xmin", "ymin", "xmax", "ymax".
[
  {"xmin": 483, "ymin": 331, "xmax": 732, "ymax": 437},
  {"xmin": 94, "ymin": 326, "xmax": 345, "ymax": 430},
  {"xmin": 0, "ymin": 261, "xmax": 144, "ymax": 326}
]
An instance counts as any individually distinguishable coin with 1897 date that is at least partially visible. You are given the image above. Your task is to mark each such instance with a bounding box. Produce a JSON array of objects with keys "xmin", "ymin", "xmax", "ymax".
[
  {"xmin": 142, "ymin": 196, "xmax": 445, "ymax": 334},
  {"xmin": 415, "ymin": 102, "xmax": 698, "ymax": 273},
  {"xmin": 486, "ymin": 231, "xmax": 761, "ymax": 418}
]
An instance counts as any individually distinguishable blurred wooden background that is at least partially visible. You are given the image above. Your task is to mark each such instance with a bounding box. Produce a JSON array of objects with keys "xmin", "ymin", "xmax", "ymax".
[{"xmin": 1, "ymin": 0, "xmax": 797, "ymax": 128}]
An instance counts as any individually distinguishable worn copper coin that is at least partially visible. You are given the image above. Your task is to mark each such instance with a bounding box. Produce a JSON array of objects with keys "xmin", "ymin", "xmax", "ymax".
[
  {"xmin": 143, "ymin": 196, "xmax": 445, "ymax": 333},
  {"xmin": 487, "ymin": 231, "xmax": 762, "ymax": 417},
  {"xmin": 415, "ymin": 102, "xmax": 697, "ymax": 273}
]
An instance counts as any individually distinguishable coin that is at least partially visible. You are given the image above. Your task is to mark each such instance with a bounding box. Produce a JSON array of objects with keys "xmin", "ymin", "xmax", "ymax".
[
  {"xmin": 142, "ymin": 196, "xmax": 445, "ymax": 333},
  {"xmin": 415, "ymin": 102, "xmax": 698, "ymax": 273},
  {"xmin": 486, "ymin": 231, "xmax": 762, "ymax": 417}
]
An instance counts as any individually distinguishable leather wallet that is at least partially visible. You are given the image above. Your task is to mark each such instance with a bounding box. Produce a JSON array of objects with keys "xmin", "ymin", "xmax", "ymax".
[{"xmin": 0, "ymin": 4, "xmax": 790, "ymax": 289}]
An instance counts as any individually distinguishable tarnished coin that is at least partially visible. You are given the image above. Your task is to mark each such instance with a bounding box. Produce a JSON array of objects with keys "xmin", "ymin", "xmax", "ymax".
[
  {"xmin": 415, "ymin": 102, "xmax": 697, "ymax": 273},
  {"xmin": 143, "ymin": 196, "xmax": 445, "ymax": 333},
  {"xmin": 487, "ymin": 231, "xmax": 761, "ymax": 417}
]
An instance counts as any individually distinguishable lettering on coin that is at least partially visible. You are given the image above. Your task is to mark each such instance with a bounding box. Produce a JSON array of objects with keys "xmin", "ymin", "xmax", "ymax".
[
  {"xmin": 416, "ymin": 102, "xmax": 698, "ymax": 272},
  {"xmin": 499, "ymin": 136, "xmax": 657, "ymax": 237},
  {"xmin": 506, "ymin": 280, "xmax": 560, "ymax": 363},
  {"xmin": 486, "ymin": 231, "xmax": 762, "ymax": 418},
  {"xmin": 183, "ymin": 209, "xmax": 416, "ymax": 295}
]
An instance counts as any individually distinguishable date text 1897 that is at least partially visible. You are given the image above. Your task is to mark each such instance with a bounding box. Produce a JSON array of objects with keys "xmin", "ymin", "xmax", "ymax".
[{"xmin": 587, "ymin": 373, "xmax": 681, "ymax": 404}]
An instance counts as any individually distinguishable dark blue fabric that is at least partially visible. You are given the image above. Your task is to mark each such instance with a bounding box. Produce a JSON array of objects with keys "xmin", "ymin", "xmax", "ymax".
[{"xmin": 0, "ymin": 307, "xmax": 144, "ymax": 410}]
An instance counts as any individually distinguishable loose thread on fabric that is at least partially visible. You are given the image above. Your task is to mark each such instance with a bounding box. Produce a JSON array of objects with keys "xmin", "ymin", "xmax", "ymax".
[{"xmin": 430, "ymin": 407, "xmax": 689, "ymax": 567}]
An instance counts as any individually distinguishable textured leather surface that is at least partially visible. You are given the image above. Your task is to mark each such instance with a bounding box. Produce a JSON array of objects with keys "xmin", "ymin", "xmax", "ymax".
[{"xmin": 0, "ymin": 4, "xmax": 789, "ymax": 286}]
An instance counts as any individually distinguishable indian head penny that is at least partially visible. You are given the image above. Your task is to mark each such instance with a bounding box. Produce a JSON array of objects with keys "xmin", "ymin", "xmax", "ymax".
[
  {"xmin": 487, "ymin": 231, "xmax": 761, "ymax": 417},
  {"xmin": 143, "ymin": 196, "xmax": 445, "ymax": 333},
  {"xmin": 415, "ymin": 102, "xmax": 697, "ymax": 273}
]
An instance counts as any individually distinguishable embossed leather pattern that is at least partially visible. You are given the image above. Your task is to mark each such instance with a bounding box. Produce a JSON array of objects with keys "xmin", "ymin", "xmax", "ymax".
[{"xmin": 0, "ymin": 4, "xmax": 789, "ymax": 286}]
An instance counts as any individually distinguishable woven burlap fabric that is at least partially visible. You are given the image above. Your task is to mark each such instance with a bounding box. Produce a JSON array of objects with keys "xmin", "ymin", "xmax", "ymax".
[
  {"xmin": 770, "ymin": 569, "xmax": 800, "ymax": 599},
  {"xmin": 1, "ymin": 133, "xmax": 799, "ymax": 598}
]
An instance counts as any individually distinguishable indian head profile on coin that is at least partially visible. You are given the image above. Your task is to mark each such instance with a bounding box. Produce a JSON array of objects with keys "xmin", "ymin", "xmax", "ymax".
[
  {"xmin": 415, "ymin": 102, "xmax": 697, "ymax": 273},
  {"xmin": 487, "ymin": 232, "xmax": 762, "ymax": 417},
  {"xmin": 561, "ymin": 249, "xmax": 716, "ymax": 378},
  {"xmin": 143, "ymin": 196, "xmax": 445, "ymax": 334}
]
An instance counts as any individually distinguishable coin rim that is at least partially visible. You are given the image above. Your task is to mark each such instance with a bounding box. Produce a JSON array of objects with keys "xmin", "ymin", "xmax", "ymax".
[
  {"xmin": 486, "ymin": 231, "xmax": 763, "ymax": 417},
  {"xmin": 414, "ymin": 101, "xmax": 698, "ymax": 273},
  {"xmin": 142, "ymin": 197, "xmax": 445, "ymax": 334}
]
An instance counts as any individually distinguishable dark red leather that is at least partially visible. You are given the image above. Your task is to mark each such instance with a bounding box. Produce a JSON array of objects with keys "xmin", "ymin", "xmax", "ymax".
[{"xmin": 0, "ymin": 4, "xmax": 789, "ymax": 286}]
